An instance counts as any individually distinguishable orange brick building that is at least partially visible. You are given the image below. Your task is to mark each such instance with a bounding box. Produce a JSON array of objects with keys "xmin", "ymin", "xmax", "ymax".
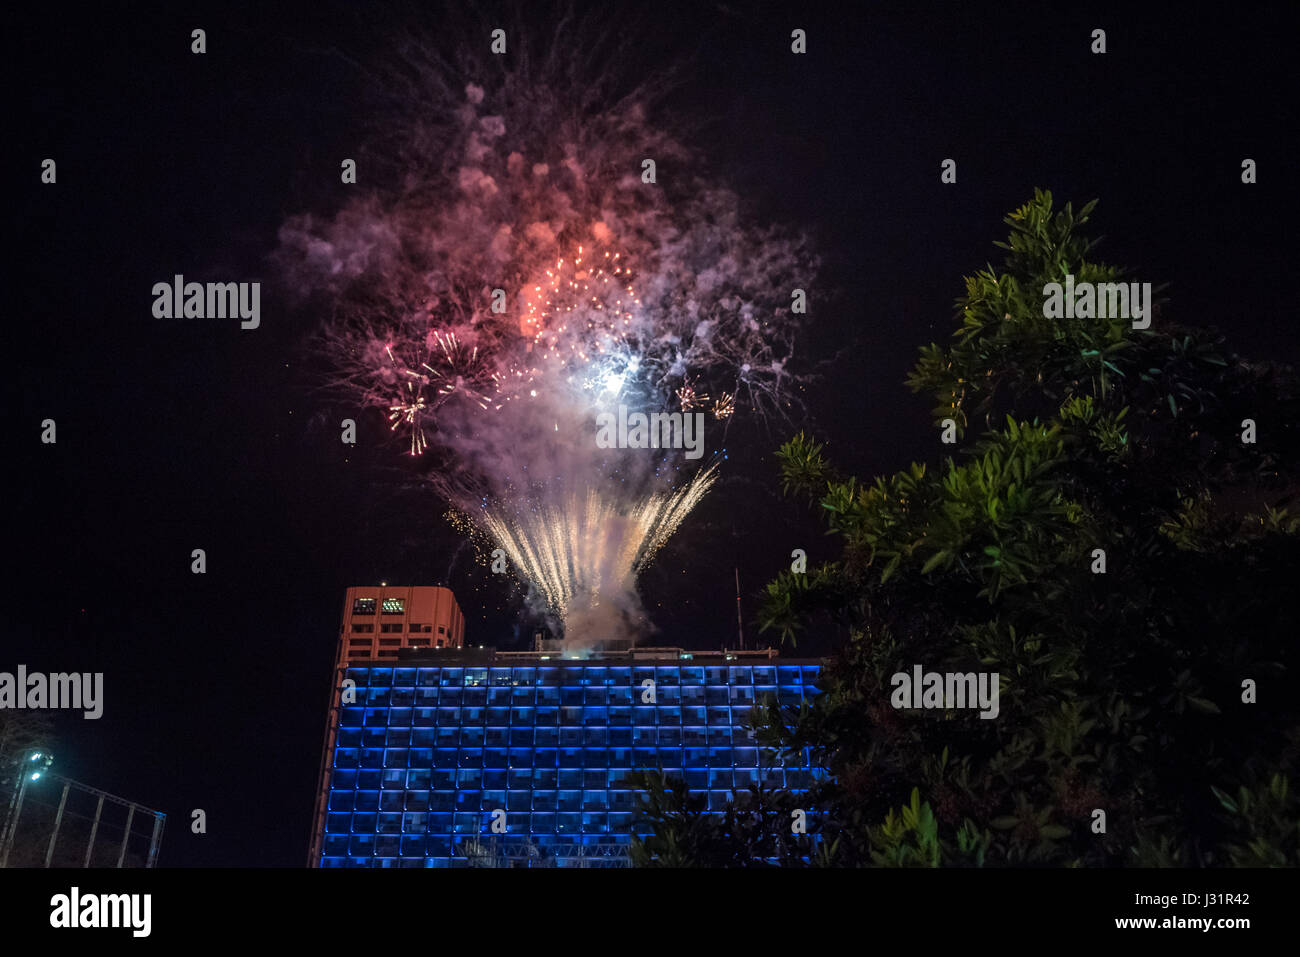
[{"xmin": 335, "ymin": 585, "xmax": 466, "ymax": 665}]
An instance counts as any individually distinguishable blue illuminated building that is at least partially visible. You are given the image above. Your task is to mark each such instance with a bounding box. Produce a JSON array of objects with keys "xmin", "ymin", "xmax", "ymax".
[{"xmin": 309, "ymin": 646, "xmax": 823, "ymax": 867}]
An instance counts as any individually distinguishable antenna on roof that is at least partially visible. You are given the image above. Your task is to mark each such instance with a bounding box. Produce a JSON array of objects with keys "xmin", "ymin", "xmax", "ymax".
[{"xmin": 735, "ymin": 567, "xmax": 744, "ymax": 651}]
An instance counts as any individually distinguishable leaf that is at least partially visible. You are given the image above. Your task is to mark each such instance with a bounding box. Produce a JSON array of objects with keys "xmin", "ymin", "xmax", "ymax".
[
  {"xmin": 920, "ymin": 551, "xmax": 949, "ymax": 574},
  {"xmin": 1210, "ymin": 786, "xmax": 1238, "ymax": 814},
  {"xmin": 990, "ymin": 816, "xmax": 1020, "ymax": 830},
  {"xmin": 1039, "ymin": 825, "xmax": 1070, "ymax": 840},
  {"xmin": 1187, "ymin": 696, "xmax": 1221, "ymax": 715}
]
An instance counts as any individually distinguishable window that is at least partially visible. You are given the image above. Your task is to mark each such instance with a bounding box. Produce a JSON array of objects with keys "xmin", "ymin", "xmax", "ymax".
[
  {"xmin": 379, "ymin": 639, "xmax": 401, "ymax": 647},
  {"xmin": 320, "ymin": 661, "xmax": 825, "ymax": 867},
  {"xmin": 351, "ymin": 623, "xmax": 374, "ymax": 634},
  {"xmin": 438, "ymin": 625, "xmax": 446, "ymax": 635},
  {"xmin": 382, "ymin": 598, "xmax": 405, "ymax": 614},
  {"xmin": 352, "ymin": 598, "xmax": 377, "ymax": 615},
  {"xmin": 380, "ymin": 623, "xmax": 402, "ymax": 633}
]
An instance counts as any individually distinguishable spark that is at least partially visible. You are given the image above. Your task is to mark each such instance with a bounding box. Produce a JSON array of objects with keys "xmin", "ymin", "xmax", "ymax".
[
  {"xmin": 481, "ymin": 464, "xmax": 719, "ymax": 628},
  {"xmin": 676, "ymin": 380, "xmax": 709, "ymax": 411},
  {"xmin": 388, "ymin": 382, "xmax": 429, "ymax": 455}
]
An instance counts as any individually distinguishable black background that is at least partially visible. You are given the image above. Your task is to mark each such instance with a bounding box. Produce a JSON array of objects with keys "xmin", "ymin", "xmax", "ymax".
[{"xmin": 7, "ymin": 1, "xmax": 1296, "ymax": 866}]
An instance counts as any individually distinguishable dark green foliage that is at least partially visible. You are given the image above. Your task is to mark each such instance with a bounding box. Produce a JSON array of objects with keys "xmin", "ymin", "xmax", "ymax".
[
  {"xmin": 630, "ymin": 190, "xmax": 1300, "ymax": 866},
  {"xmin": 623, "ymin": 768, "xmax": 819, "ymax": 867}
]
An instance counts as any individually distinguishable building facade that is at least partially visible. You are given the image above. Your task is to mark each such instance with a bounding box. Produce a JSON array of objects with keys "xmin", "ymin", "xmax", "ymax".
[
  {"xmin": 309, "ymin": 587, "xmax": 823, "ymax": 867},
  {"xmin": 335, "ymin": 585, "xmax": 466, "ymax": 665}
]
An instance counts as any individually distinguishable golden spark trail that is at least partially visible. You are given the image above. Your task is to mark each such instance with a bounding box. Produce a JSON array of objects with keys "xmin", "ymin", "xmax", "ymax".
[{"xmin": 481, "ymin": 464, "xmax": 719, "ymax": 628}]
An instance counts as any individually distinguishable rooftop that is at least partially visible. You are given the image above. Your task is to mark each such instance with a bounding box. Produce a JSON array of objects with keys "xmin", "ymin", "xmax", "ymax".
[{"xmin": 371, "ymin": 645, "xmax": 817, "ymax": 666}]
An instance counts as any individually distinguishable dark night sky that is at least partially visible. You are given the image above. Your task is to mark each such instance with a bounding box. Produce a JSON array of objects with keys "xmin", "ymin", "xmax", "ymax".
[{"xmin": 7, "ymin": 2, "xmax": 1295, "ymax": 866}]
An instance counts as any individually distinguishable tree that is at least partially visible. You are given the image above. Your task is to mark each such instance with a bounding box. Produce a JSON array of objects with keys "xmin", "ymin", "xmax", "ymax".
[
  {"xmin": 624, "ymin": 769, "xmax": 824, "ymax": 867},
  {"xmin": 634, "ymin": 190, "xmax": 1300, "ymax": 866}
]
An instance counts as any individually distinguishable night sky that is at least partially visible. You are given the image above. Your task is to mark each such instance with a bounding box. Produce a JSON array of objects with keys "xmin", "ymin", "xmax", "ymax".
[{"xmin": 8, "ymin": 1, "xmax": 1295, "ymax": 866}]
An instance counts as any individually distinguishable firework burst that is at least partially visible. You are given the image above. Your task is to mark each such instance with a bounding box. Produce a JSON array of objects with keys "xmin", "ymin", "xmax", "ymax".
[
  {"xmin": 277, "ymin": 23, "xmax": 818, "ymax": 644},
  {"xmin": 676, "ymin": 379, "xmax": 709, "ymax": 411},
  {"xmin": 388, "ymin": 383, "xmax": 429, "ymax": 455},
  {"xmin": 423, "ymin": 330, "xmax": 502, "ymax": 410}
]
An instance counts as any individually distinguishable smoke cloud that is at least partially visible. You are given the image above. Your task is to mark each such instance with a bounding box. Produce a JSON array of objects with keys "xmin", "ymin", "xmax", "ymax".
[{"xmin": 275, "ymin": 19, "xmax": 819, "ymax": 646}]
